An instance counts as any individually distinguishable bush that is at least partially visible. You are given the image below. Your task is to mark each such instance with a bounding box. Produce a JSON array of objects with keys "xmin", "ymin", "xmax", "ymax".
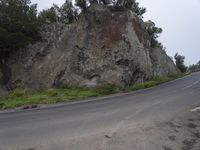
[
  {"xmin": 9, "ymin": 89, "xmax": 26, "ymax": 98},
  {"xmin": 46, "ymin": 89, "xmax": 58, "ymax": 97},
  {"xmin": 0, "ymin": 102, "xmax": 5, "ymax": 109}
]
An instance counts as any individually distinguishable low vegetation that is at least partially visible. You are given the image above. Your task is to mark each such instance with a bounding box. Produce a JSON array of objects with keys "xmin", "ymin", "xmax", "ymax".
[
  {"xmin": 0, "ymin": 73, "xmax": 186, "ymax": 110},
  {"xmin": 0, "ymin": 85, "xmax": 117, "ymax": 110},
  {"xmin": 128, "ymin": 73, "xmax": 185, "ymax": 91}
]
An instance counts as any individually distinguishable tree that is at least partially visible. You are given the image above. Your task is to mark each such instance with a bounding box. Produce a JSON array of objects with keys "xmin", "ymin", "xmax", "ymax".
[
  {"xmin": 100, "ymin": 0, "xmax": 111, "ymax": 5},
  {"xmin": 115, "ymin": 0, "xmax": 133, "ymax": 9},
  {"xmin": 132, "ymin": 1, "xmax": 146, "ymax": 17},
  {"xmin": 0, "ymin": 0, "xmax": 40, "ymax": 59},
  {"xmin": 174, "ymin": 53, "xmax": 187, "ymax": 73},
  {"xmin": 75, "ymin": 0, "xmax": 87, "ymax": 12},
  {"xmin": 188, "ymin": 60, "xmax": 200, "ymax": 72},
  {"xmin": 59, "ymin": 1, "xmax": 78, "ymax": 24},
  {"xmin": 89, "ymin": 0, "xmax": 98, "ymax": 4},
  {"xmin": 145, "ymin": 20, "xmax": 162, "ymax": 47},
  {"xmin": 38, "ymin": 1, "xmax": 78, "ymax": 25},
  {"xmin": 114, "ymin": 0, "xmax": 146, "ymax": 17},
  {"xmin": 38, "ymin": 5, "xmax": 59, "ymax": 25}
]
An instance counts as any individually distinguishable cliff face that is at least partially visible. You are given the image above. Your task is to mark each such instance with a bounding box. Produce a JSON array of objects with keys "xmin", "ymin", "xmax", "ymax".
[{"xmin": 0, "ymin": 5, "xmax": 177, "ymax": 91}]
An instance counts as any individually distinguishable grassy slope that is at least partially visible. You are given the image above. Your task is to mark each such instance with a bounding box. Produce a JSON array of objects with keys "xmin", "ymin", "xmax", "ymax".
[
  {"xmin": 128, "ymin": 73, "xmax": 185, "ymax": 91},
  {"xmin": 0, "ymin": 73, "xmax": 185, "ymax": 110},
  {"xmin": 0, "ymin": 85, "xmax": 117, "ymax": 110}
]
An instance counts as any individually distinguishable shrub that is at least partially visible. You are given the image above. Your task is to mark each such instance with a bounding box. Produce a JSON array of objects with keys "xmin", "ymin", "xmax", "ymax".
[
  {"xmin": 9, "ymin": 89, "xmax": 26, "ymax": 98},
  {"xmin": 94, "ymin": 84, "xmax": 117, "ymax": 95}
]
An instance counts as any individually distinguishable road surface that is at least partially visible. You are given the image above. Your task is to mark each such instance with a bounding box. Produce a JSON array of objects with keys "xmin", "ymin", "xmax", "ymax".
[{"xmin": 0, "ymin": 72, "xmax": 200, "ymax": 150}]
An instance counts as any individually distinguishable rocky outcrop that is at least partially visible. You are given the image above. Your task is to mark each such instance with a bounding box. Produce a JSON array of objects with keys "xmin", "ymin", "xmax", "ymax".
[
  {"xmin": 150, "ymin": 48, "xmax": 177, "ymax": 76},
  {"xmin": 0, "ymin": 4, "xmax": 177, "ymax": 91}
]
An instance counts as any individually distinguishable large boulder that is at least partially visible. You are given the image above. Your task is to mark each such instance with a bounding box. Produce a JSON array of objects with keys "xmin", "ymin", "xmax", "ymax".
[{"xmin": 0, "ymin": 4, "xmax": 177, "ymax": 91}]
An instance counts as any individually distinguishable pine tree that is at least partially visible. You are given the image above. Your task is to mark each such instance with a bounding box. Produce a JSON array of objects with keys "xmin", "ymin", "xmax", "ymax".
[{"xmin": 0, "ymin": 0, "xmax": 39, "ymax": 58}]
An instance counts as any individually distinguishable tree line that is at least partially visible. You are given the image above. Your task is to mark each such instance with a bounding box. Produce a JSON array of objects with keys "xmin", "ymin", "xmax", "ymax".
[
  {"xmin": 174, "ymin": 53, "xmax": 200, "ymax": 73},
  {"xmin": 188, "ymin": 61, "xmax": 200, "ymax": 72}
]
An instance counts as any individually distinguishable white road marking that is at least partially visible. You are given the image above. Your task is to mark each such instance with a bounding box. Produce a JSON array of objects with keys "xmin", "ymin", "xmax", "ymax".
[
  {"xmin": 183, "ymin": 85, "xmax": 193, "ymax": 89},
  {"xmin": 194, "ymin": 80, "xmax": 200, "ymax": 85},
  {"xmin": 191, "ymin": 106, "xmax": 200, "ymax": 112},
  {"xmin": 183, "ymin": 79, "xmax": 200, "ymax": 89}
]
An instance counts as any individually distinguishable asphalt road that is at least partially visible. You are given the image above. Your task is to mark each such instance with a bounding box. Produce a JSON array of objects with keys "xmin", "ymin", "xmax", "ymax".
[{"xmin": 0, "ymin": 72, "xmax": 200, "ymax": 150}]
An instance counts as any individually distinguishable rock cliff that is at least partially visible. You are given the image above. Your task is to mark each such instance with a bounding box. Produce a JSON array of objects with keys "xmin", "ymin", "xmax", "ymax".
[{"xmin": 0, "ymin": 4, "xmax": 177, "ymax": 91}]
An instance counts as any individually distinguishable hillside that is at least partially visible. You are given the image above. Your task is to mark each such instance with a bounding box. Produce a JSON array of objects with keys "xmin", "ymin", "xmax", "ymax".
[{"xmin": 0, "ymin": 4, "xmax": 177, "ymax": 93}]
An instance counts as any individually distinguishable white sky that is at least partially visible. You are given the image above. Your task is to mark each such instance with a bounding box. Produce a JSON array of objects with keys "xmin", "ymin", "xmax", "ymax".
[{"xmin": 32, "ymin": 0, "xmax": 200, "ymax": 65}]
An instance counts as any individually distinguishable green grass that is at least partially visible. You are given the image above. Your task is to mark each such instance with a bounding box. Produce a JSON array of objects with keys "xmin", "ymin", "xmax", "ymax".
[
  {"xmin": 0, "ymin": 85, "xmax": 117, "ymax": 110},
  {"xmin": 128, "ymin": 73, "xmax": 185, "ymax": 91},
  {"xmin": 0, "ymin": 73, "xmax": 186, "ymax": 110}
]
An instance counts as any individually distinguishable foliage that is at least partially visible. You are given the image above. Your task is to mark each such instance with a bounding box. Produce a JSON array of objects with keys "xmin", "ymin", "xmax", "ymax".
[
  {"xmin": 74, "ymin": 0, "xmax": 146, "ymax": 18},
  {"xmin": 75, "ymin": 0, "xmax": 87, "ymax": 12},
  {"xmin": 38, "ymin": 1, "xmax": 78, "ymax": 25},
  {"xmin": 0, "ymin": 0, "xmax": 40, "ymax": 57},
  {"xmin": 174, "ymin": 53, "xmax": 187, "ymax": 73},
  {"xmin": 100, "ymin": 0, "xmax": 110, "ymax": 5},
  {"xmin": 145, "ymin": 20, "xmax": 163, "ymax": 48},
  {"xmin": 188, "ymin": 61, "xmax": 200, "ymax": 72},
  {"xmin": 59, "ymin": 1, "xmax": 78, "ymax": 23},
  {"xmin": 132, "ymin": 1, "xmax": 146, "ymax": 17},
  {"xmin": 38, "ymin": 5, "xmax": 59, "ymax": 25},
  {"xmin": 114, "ymin": 0, "xmax": 146, "ymax": 17}
]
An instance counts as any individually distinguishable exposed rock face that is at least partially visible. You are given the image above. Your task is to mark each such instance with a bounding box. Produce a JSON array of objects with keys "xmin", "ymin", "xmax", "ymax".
[
  {"xmin": 150, "ymin": 48, "xmax": 177, "ymax": 76},
  {"xmin": 0, "ymin": 5, "xmax": 177, "ymax": 91}
]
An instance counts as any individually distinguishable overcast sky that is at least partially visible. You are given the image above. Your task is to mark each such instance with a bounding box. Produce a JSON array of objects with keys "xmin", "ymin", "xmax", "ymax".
[{"xmin": 32, "ymin": 0, "xmax": 200, "ymax": 65}]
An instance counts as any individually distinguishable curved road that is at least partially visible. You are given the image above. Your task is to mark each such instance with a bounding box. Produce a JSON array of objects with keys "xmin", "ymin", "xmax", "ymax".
[{"xmin": 0, "ymin": 72, "xmax": 200, "ymax": 150}]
